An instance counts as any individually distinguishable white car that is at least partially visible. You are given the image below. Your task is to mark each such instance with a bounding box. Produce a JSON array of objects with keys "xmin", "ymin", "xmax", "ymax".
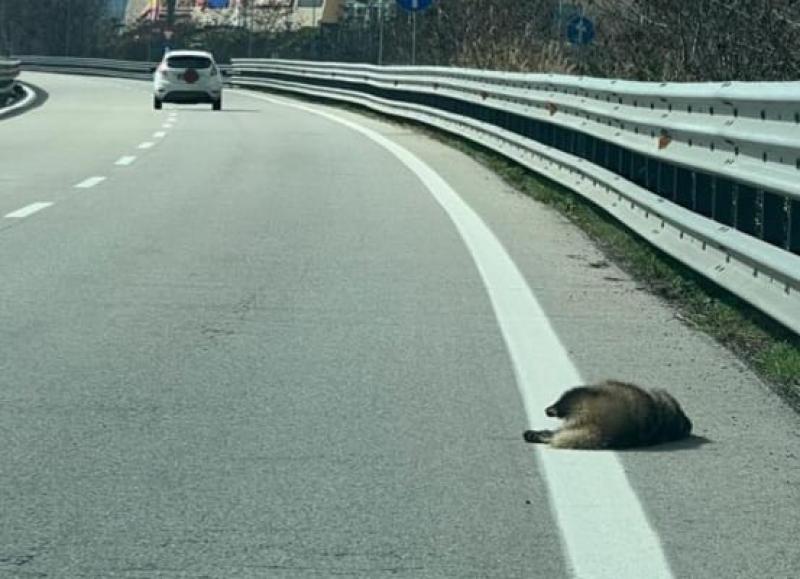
[{"xmin": 153, "ymin": 50, "xmax": 223, "ymax": 111}]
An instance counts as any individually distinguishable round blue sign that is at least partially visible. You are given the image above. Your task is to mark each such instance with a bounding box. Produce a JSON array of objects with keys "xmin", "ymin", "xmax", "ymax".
[
  {"xmin": 566, "ymin": 16, "xmax": 595, "ymax": 46},
  {"xmin": 396, "ymin": 0, "xmax": 433, "ymax": 11}
]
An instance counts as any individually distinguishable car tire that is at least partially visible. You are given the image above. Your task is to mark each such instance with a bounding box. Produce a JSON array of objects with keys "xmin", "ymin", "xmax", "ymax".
[
  {"xmin": 154, "ymin": 97, "xmax": 162, "ymax": 110},
  {"xmin": 212, "ymin": 98, "xmax": 222, "ymax": 111}
]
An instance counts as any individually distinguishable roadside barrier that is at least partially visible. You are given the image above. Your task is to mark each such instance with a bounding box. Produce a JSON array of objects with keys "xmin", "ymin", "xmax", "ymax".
[
  {"xmin": 18, "ymin": 55, "xmax": 154, "ymax": 80},
  {"xmin": 0, "ymin": 58, "xmax": 20, "ymax": 104},
  {"xmin": 16, "ymin": 55, "xmax": 231, "ymax": 80}
]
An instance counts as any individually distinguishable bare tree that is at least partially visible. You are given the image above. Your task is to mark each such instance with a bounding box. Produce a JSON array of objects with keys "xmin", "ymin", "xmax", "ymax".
[
  {"xmin": 584, "ymin": 0, "xmax": 800, "ymax": 80},
  {"xmin": 370, "ymin": 0, "xmax": 800, "ymax": 80},
  {"xmin": 4, "ymin": 0, "xmax": 797, "ymax": 80},
  {"xmin": 0, "ymin": 0, "xmax": 110, "ymax": 56}
]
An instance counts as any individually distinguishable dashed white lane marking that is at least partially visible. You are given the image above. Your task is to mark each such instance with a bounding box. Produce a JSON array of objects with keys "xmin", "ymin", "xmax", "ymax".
[
  {"xmin": 153, "ymin": 131, "xmax": 167, "ymax": 139},
  {"xmin": 74, "ymin": 176, "xmax": 106, "ymax": 189},
  {"xmin": 162, "ymin": 123, "xmax": 173, "ymax": 129},
  {"xmin": 4, "ymin": 202, "xmax": 53, "ymax": 219},
  {"xmin": 138, "ymin": 142, "xmax": 155, "ymax": 150},
  {"xmin": 235, "ymin": 90, "xmax": 675, "ymax": 579},
  {"xmin": 115, "ymin": 156, "xmax": 137, "ymax": 166}
]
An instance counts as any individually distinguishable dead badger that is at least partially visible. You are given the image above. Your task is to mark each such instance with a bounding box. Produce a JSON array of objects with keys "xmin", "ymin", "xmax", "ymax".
[{"xmin": 523, "ymin": 380, "xmax": 692, "ymax": 449}]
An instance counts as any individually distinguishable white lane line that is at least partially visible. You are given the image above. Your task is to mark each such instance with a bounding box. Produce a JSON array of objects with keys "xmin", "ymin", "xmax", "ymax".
[
  {"xmin": 237, "ymin": 91, "xmax": 675, "ymax": 579},
  {"xmin": 153, "ymin": 131, "xmax": 167, "ymax": 139},
  {"xmin": 162, "ymin": 123, "xmax": 173, "ymax": 129},
  {"xmin": 74, "ymin": 176, "xmax": 106, "ymax": 189},
  {"xmin": 0, "ymin": 83, "xmax": 37, "ymax": 119},
  {"xmin": 4, "ymin": 202, "xmax": 53, "ymax": 219},
  {"xmin": 138, "ymin": 141, "xmax": 155, "ymax": 150},
  {"xmin": 115, "ymin": 156, "xmax": 137, "ymax": 166}
]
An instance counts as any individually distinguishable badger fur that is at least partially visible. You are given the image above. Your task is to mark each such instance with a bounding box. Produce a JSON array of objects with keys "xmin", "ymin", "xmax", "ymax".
[{"xmin": 523, "ymin": 380, "xmax": 692, "ymax": 449}]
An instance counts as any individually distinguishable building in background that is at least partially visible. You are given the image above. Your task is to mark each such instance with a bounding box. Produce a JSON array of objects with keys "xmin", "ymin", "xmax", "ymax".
[
  {"xmin": 125, "ymin": 0, "xmax": 343, "ymax": 28},
  {"xmin": 105, "ymin": 0, "xmax": 130, "ymax": 21},
  {"xmin": 294, "ymin": 0, "xmax": 342, "ymax": 27},
  {"xmin": 124, "ymin": 0, "xmax": 158, "ymax": 22},
  {"xmin": 339, "ymin": 0, "xmax": 395, "ymax": 27}
]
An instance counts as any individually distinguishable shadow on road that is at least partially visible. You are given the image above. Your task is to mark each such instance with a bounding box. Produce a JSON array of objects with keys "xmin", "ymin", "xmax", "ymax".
[
  {"xmin": 619, "ymin": 434, "xmax": 713, "ymax": 453},
  {"xmin": 0, "ymin": 82, "xmax": 48, "ymax": 120},
  {"xmin": 176, "ymin": 108, "xmax": 260, "ymax": 114}
]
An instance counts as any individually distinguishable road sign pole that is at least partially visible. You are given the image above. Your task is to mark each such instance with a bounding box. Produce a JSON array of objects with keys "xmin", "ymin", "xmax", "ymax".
[
  {"xmin": 248, "ymin": 0, "xmax": 254, "ymax": 58},
  {"xmin": 378, "ymin": 0, "xmax": 384, "ymax": 66},
  {"xmin": 557, "ymin": 0, "xmax": 562, "ymax": 41},
  {"xmin": 166, "ymin": 0, "xmax": 176, "ymax": 30},
  {"xmin": 412, "ymin": 10, "xmax": 416, "ymax": 65},
  {"xmin": 65, "ymin": 1, "xmax": 71, "ymax": 55},
  {"xmin": 395, "ymin": 0, "xmax": 431, "ymax": 64}
]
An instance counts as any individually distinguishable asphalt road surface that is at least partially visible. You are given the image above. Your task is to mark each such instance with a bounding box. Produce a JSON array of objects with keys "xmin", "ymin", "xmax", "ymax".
[{"xmin": 1, "ymin": 72, "xmax": 798, "ymax": 578}]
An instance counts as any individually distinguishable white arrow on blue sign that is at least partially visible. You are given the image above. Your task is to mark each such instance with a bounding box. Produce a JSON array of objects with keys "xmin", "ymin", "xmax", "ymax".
[
  {"xmin": 396, "ymin": 0, "xmax": 433, "ymax": 11},
  {"xmin": 566, "ymin": 16, "xmax": 595, "ymax": 46}
]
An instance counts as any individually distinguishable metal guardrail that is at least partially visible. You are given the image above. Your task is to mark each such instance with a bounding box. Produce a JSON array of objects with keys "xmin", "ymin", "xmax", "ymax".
[
  {"xmin": 0, "ymin": 58, "xmax": 21, "ymax": 104},
  {"xmin": 16, "ymin": 55, "xmax": 232, "ymax": 80},
  {"xmin": 17, "ymin": 55, "xmax": 155, "ymax": 80},
  {"xmin": 11, "ymin": 55, "xmax": 800, "ymax": 334},
  {"xmin": 229, "ymin": 59, "xmax": 800, "ymax": 334}
]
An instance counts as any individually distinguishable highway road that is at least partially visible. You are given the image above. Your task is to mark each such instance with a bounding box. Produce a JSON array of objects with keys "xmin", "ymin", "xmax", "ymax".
[{"xmin": 1, "ymin": 72, "xmax": 798, "ymax": 578}]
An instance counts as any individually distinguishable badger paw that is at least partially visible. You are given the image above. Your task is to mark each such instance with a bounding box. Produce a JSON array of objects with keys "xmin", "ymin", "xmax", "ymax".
[{"xmin": 523, "ymin": 429, "xmax": 552, "ymax": 444}]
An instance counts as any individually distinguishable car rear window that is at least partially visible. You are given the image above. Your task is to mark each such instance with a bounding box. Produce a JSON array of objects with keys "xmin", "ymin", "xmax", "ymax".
[{"xmin": 166, "ymin": 56, "xmax": 212, "ymax": 69}]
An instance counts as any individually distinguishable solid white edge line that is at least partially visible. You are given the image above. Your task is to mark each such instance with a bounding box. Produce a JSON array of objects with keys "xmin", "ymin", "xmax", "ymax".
[
  {"xmin": 4, "ymin": 202, "xmax": 53, "ymax": 219},
  {"xmin": 115, "ymin": 156, "xmax": 137, "ymax": 166},
  {"xmin": 74, "ymin": 176, "xmax": 106, "ymax": 189},
  {"xmin": 0, "ymin": 83, "xmax": 36, "ymax": 118},
  {"xmin": 233, "ymin": 89, "xmax": 676, "ymax": 579}
]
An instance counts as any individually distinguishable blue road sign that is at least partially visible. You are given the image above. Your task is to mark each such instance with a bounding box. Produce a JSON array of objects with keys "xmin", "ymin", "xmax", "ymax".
[
  {"xmin": 396, "ymin": 0, "xmax": 433, "ymax": 11},
  {"xmin": 566, "ymin": 16, "xmax": 595, "ymax": 46}
]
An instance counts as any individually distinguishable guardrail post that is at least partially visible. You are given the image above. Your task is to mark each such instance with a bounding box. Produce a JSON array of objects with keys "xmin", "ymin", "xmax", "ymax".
[
  {"xmin": 0, "ymin": 58, "xmax": 20, "ymax": 106},
  {"xmin": 621, "ymin": 148, "xmax": 631, "ymax": 181},
  {"xmin": 657, "ymin": 162, "xmax": 675, "ymax": 201},
  {"xmin": 632, "ymin": 152, "xmax": 645, "ymax": 188},
  {"xmin": 762, "ymin": 192, "xmax": 785, "ymax": 248},
  {"xmin": 696, "ymin": 173, "xmax": 713, "ymax": 218},
  {"xmin": 676, "ymin": 167, "xmax": 692, "ymax": 209},
  {"xmin": 646, "ymin": 158, "xmax": 657, "ymax": 191},
  {"xmin": 737, "ymin": 184, "xmax": 758, "ymax": 237},
  {"xmin": 715, "ymin": 179, "xmax": 735, "ymax": 227}
]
